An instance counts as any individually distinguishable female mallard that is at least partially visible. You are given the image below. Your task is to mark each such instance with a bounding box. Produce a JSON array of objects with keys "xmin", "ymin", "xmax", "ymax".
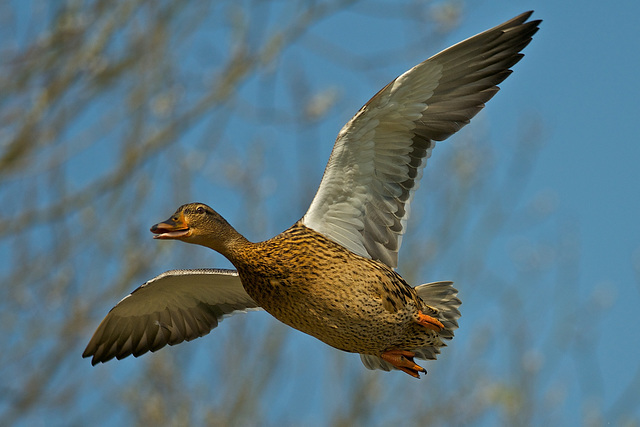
[{"xmin": 84, "ymin": 12, "xmax": 540, "ymax": 378}]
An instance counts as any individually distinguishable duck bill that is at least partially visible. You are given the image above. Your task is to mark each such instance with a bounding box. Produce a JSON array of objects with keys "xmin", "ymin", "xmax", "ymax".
[{"xmin": 150, "ymin": 212, "xmax": 191, "ymax": 239}]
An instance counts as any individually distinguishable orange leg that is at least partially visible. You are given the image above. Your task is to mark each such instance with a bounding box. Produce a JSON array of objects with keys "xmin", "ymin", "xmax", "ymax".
[
  {"xmin": 380, "ymin": 350, "xmax": 426, "ymax": 379},
  {"xmin": 416, "ymin": 311, "xmax": 444, "ymax": 331}
]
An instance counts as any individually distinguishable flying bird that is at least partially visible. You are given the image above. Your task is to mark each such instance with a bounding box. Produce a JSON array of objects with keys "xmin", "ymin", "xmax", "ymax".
[{"xmin": 84, "ymin": 11, "xmax": 540, "ymax": 378}]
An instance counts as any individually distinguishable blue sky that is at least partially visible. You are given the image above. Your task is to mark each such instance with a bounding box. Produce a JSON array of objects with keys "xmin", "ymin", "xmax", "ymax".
[
  {"xmin": 452, "ymin": 1, "xmax": 640, "ymax": 419},
  {"xmin": 6, "ymin": 0, "xmax": 639, "ymax": 425}
]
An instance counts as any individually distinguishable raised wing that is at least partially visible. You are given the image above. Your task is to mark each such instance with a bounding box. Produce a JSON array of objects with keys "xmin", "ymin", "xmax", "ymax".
[
  {"xmin": 83, "ymin": 269, "xmax": 260, "ymax": 365},
  {"xmin": 302, "ymin": 12, "xmax": 540, "ymax": 268}
]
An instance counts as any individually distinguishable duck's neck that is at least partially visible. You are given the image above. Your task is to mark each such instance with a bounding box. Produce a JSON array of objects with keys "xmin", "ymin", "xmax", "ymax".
[{"xmin": 200, "ymin": 223, "xmax": 251, "ymax": 265}]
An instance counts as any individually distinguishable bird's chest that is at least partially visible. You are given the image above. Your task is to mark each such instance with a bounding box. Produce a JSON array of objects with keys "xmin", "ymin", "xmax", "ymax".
[
  {"xmin": 234, "ymin": 230, "xmax": 349, "ymax": 309},
  {"xmin": 237, "ymin": 259, "xmax": 346, "ymax": 321}
]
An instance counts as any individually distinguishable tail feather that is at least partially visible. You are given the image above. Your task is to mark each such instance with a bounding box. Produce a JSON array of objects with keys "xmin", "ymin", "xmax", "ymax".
[
  {"xmin": 360, "ymin": 353, "xmax": 394, "ymax": 372},
  {"xmin": 415, "ymin": 280, "xmax": 461, "ymax": 333},
  {"xmin": 360, "ymin": 281, "xmax": 461, "ymax": 373}
]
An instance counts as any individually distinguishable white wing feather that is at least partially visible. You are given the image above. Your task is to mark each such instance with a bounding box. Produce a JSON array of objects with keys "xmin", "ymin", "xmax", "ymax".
[{"xmin": 303, "ymin": 11, "xmax": 540, "ymax": 268}]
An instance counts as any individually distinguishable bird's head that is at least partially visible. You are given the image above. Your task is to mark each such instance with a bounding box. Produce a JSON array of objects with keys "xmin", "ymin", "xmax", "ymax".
[{"xmin": 150, "ymin": 203, "xmax": 241, "ymax": 254}]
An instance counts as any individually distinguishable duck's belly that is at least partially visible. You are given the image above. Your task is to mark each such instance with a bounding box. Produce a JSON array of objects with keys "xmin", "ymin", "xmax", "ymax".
[{"xmin": 242, "ymin": 272, "xmax": 431, "ymax": 355}]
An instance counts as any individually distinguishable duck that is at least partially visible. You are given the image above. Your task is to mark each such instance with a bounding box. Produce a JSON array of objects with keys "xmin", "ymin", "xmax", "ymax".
[{"xmin": 83, "ymin": 11, "xmax": 540, "ymax": 378}]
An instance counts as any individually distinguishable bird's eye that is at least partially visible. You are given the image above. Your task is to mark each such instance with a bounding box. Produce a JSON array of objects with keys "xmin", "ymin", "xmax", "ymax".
[{"xmin": 196, "ymin": 206, "xmax": 205, "ymax": 214}]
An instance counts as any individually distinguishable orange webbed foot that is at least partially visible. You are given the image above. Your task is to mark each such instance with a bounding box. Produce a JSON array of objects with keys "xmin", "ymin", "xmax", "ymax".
[
  {"xmin": 380, "ymin": 350, "xmax": 426, "ymax": 379},
  {"xmin": 416, "ymin": 310, "xmax": 444, "ymax": 331}
]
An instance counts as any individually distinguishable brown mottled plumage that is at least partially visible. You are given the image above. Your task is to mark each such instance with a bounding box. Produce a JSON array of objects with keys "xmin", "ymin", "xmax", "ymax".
[
  {"xmin": 229, "ymin": 218, "xmax": 447, "ymax": 356},
  {"xmin": 83, "ymin": 12, "xmax": 540, "ymax": 378}
]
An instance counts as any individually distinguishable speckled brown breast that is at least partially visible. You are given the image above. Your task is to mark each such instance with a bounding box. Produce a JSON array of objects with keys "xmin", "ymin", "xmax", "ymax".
[{"xmin": 230, "ymin": 222, "xmax": 441, "ymax": 355}]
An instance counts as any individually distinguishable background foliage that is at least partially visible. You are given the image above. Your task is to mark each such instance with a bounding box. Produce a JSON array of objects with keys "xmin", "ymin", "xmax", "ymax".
[{"xmin": 1, "ymin": 1, "xmax": 636, "ymax": 426}]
